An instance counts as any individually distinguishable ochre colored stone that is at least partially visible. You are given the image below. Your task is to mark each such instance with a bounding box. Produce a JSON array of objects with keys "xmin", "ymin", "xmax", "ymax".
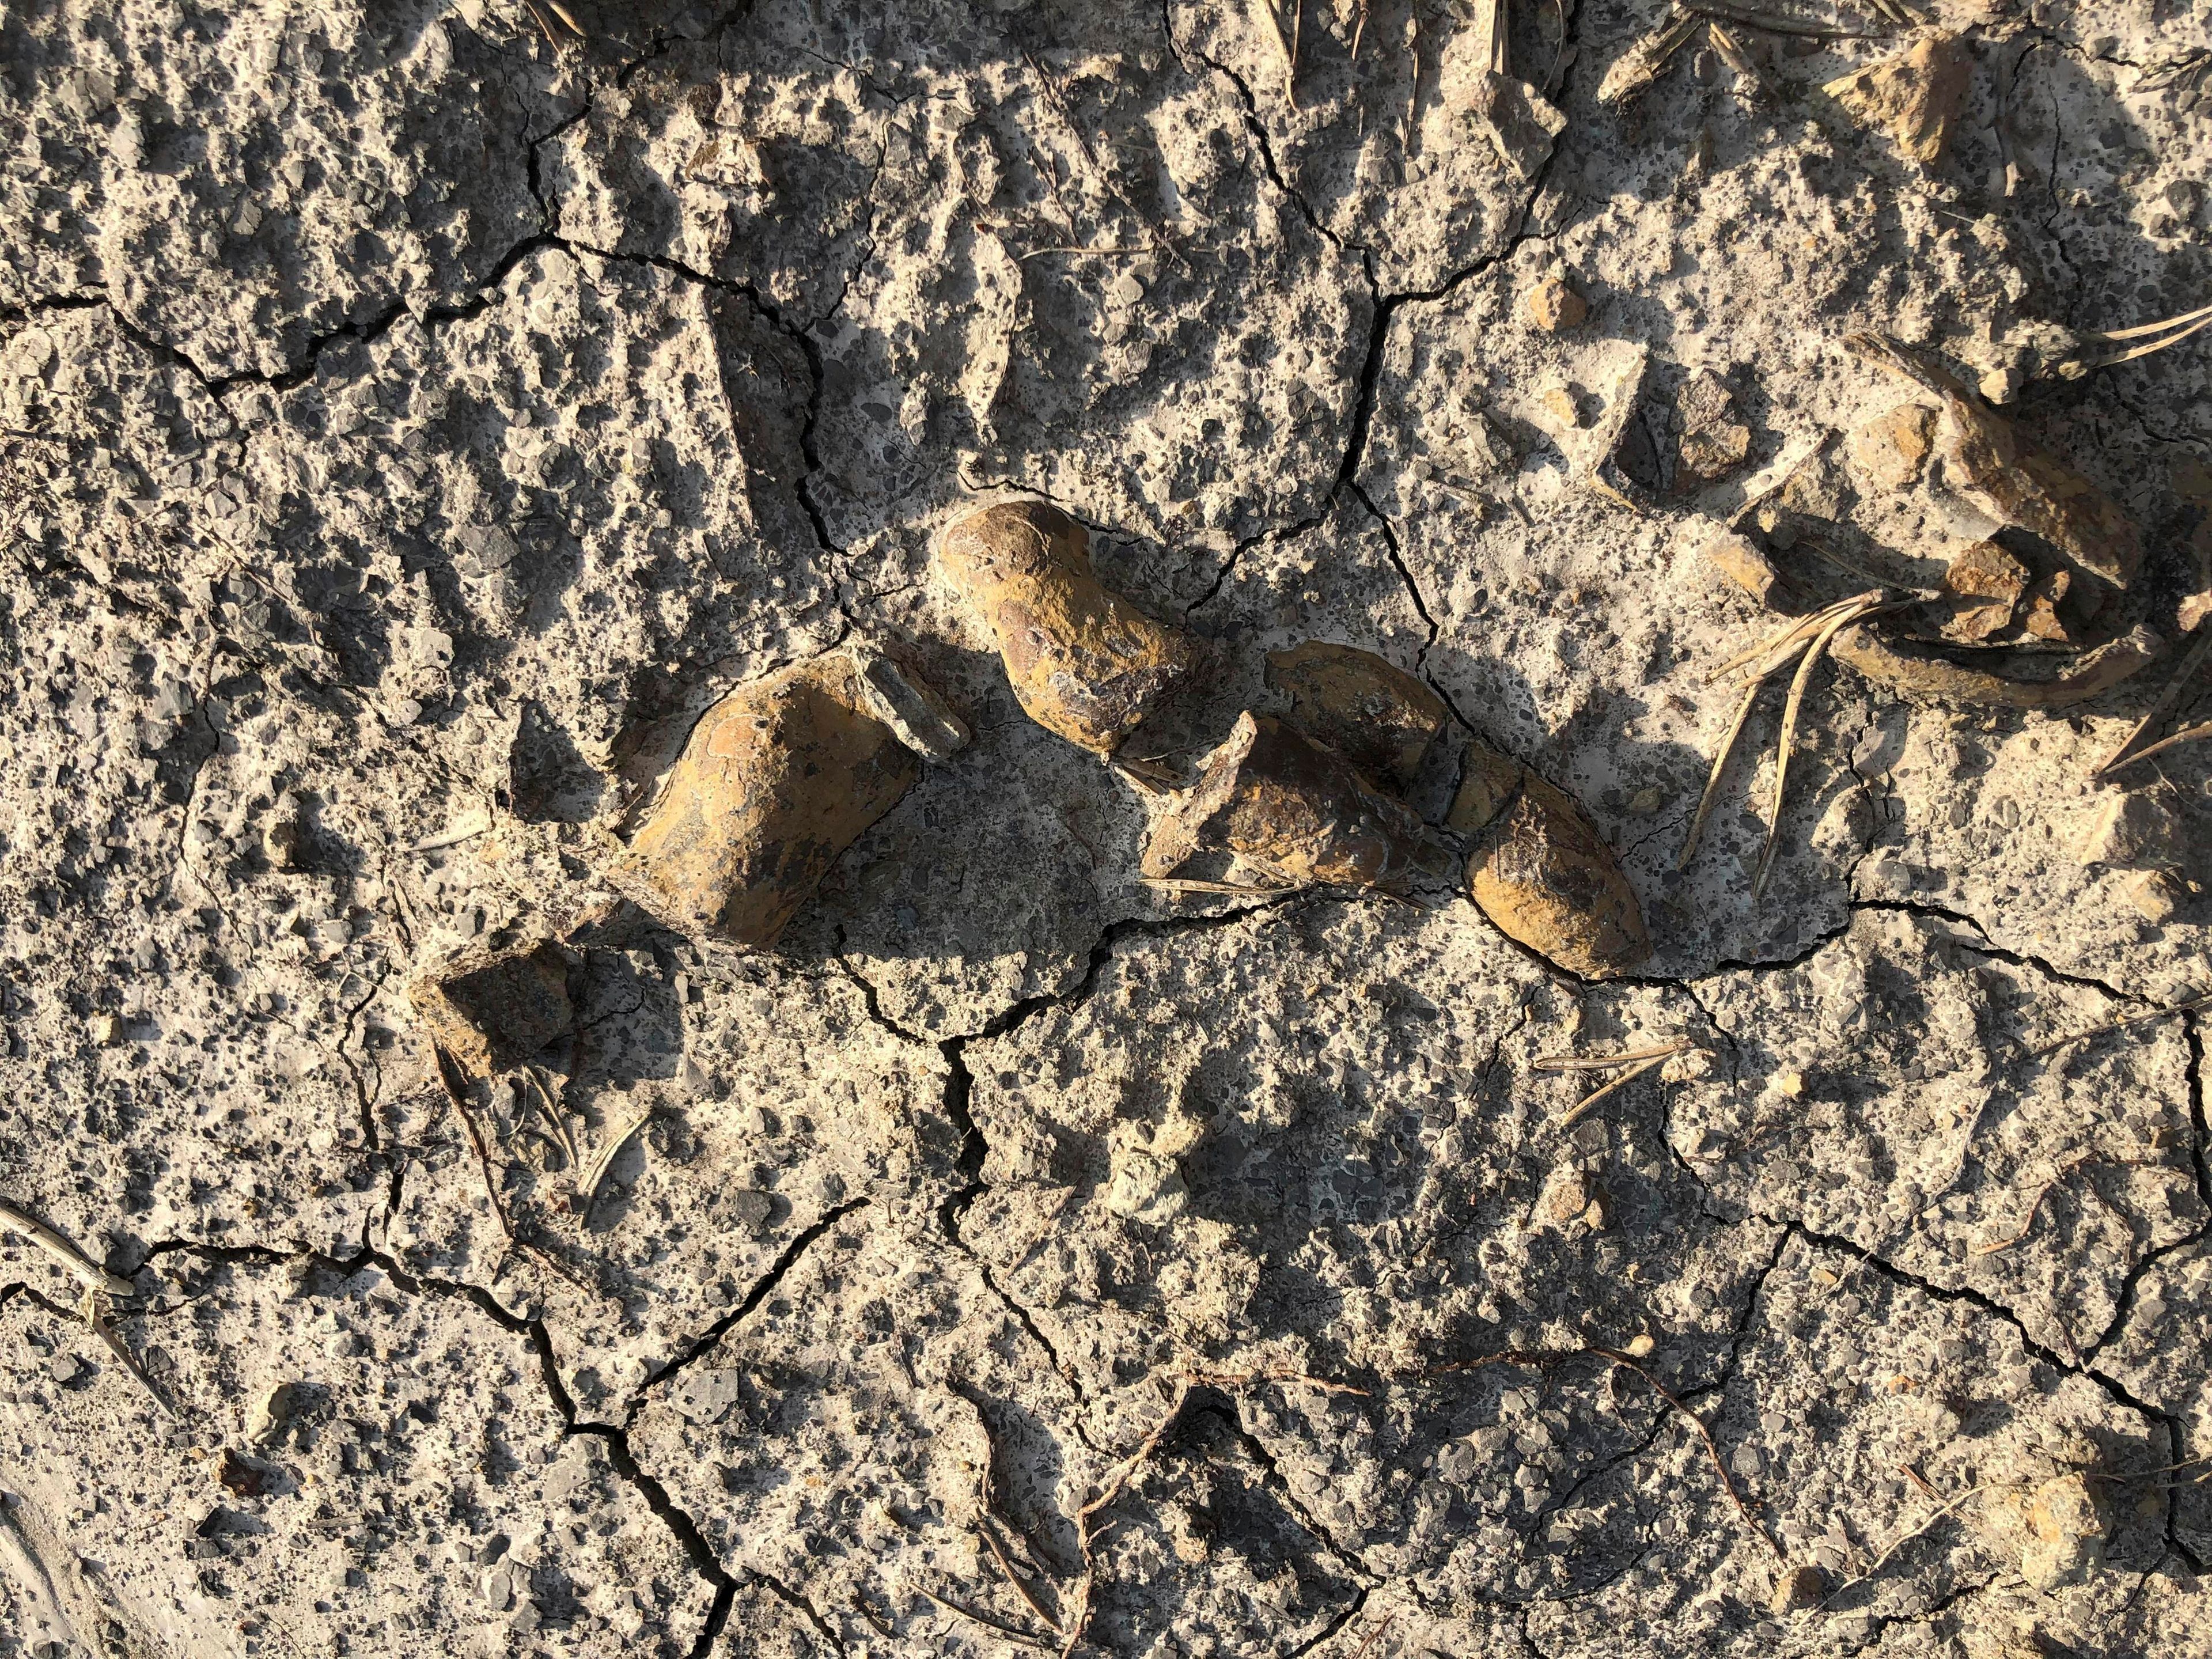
[
  {"xmin": 1847, "ymin": 402, "xmax": 1938, "ymax": 493},
  {"xmin": 1141, "ymin": 713, "xmax": 1431, "ymax": 891},
  {"xmin": 411, "ymin": 940, "xmax": 573, "ymax": 1078},
  {"xmin": 1937, "ymin": 540, "xmax": 2029, "ymax": 642},
  {"xmin": 1449, "ymin": 743, "xmax": 1650, "ymax": 978},
  {"xmin": 937, "ymin": 498, "xmax": 1206, "ymax": 753},
  {"xmin": 1265, "ymin": 640, "xmax": 1448, "ymax": 791},
  {"xmin": 1825, "ymin": 30, "xmax": 1972, "ymax": 165},
  {"xmin": 1525, "ymin": 275, "xmax": 1589, "ymax": 332},
  {"xmin": 615, "ymin": 653, "xmax": 921, "ymax": 948}
]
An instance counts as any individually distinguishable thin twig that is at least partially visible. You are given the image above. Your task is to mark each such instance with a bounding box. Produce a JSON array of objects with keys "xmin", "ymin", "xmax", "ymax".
[
  {"xmin": 916, "ymin": 1584, "xmax": 1056, "ymax": 1649},
  {"xmin": 2108, "ymin": 719, "xmax": 2212, "ymax": 772},
  {"xmin": 433, "ymin": 1046, "xmax": 514, "ymax": 1245},
  {"xmin": 1589, "ymin": 1346, "xmax": 1783, "ymax": 1560},
  {"xmin": 2029, "ymin": 992, "xmax": 2212, "ymax": 1059},
  {"xmin": 0, "ymin": 1200, "xmax": 134, "ymax": 1297},
  {"xmin": 1755, "ymin": 597, "xmax": 1884, "ymax": 896},
  {"xmin": 83, "ymin": 1289, "xmax": 177, "ymax": 1417},
  {"xmin": 2093, "ymin": 626, "xmax": 2212, "ymax": 777},
  {"xmin": 1971, "ymin": 1169, "xmax": 2069, "ymax": 1256},
  {"xmin": 1560, "ymin": 1053, "xmax": 1675, "ymax": 1128},
  {"xmin": 980, "ymin": 1519, "xmax": 1063, "ymax": 1637},
  {"xmin": 1680, "ymin": 676, "xmax": 1771, "ymax": 870},
  {"xmin": 1826, "ymin": 1479, "xmax": 2028, "ymax": 1599},
  {"xmin": 1535, "ymin": 1040, "xmax": 1690, "ymax": 1074},
  {"xmin": 1256, "ymin": 0, "xmax": 1298, "ymax": 109}
]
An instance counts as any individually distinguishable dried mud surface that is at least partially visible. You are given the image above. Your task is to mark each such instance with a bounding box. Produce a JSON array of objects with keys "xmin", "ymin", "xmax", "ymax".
[{"xmin": 2, "ymin": 1, "xmax": 2210, "ymax": 1656}]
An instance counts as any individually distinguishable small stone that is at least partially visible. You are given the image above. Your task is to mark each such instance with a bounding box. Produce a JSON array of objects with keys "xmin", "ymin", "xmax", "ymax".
[
  {"xmin": 1541, "ymin": 384, "xmax": 1585, "ymax": 429},
  {"xmin": 481, "ymin": 1566, "xmax": 516, "ymax": 1611},
  {"xmin": 844, "ymin": 642, "xmax": 971, "ymax": 762},
  {"xmin": 2019, "ymin": 1472, "xmax": 2105, "ymax": 1590},
  {"xmin": 1673, "ymin": 369, "xmax": 1752, "ymax": 486},
  {"xmin": 726, "ymin": 1190, "xmax": 774, "ymax": 1232},
  {"xmin": 1846, "ymin": 403, "xmax": 1937, "ymax": 494},
  {"xmin": 249, "ymin": 1381, "xmax": 307, "ymax": 1447},
  {"xmin": 1769, "ymin": 1563, "xmax": 1824, "ymax": 1614},
  {"xmin": 1538, "ymin": 1168, "xmax": 1593, "ymax": 1226},
  {"xmin": 1685, "ymin": 520, "xmax": 1780, "ymax": 604},
  {"xmin": 1979, "ymin": 365, "xmax": 2024, "ymax": 406},
  {"xmin": 1627, "ymin": 786, "xmax": 1664, "ymax": 815},
  {"xmin": 1525, "ymin": 275, "xmax": 1589, "ymax": 332},
  {"xmin": 1104, "ymin": 1146, "xmax": 1187, "ymax": 1225},
  {"xmin": 1824, "ymin": 30, "xmax": 1972, "ymax": 165},
  {"xmin": 86, "ymin": 1012, "xmax": 122, "ymax": 1046}
]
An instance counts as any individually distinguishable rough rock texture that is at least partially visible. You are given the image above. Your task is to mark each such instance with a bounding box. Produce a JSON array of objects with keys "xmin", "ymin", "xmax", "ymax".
[{"xmin": 3, "ymin": 0, "xmax": 2210, "ymax": 1654}]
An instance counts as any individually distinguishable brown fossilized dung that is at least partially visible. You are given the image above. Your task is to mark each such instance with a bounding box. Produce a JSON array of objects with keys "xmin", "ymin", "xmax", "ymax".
[
  {"xmin": 1450, "ymin": 741, "xmax": 1651, "ymax": 979},
  {"xmin": 1849, "ymin": 334, "xmax": 2141, "ymax": 593},
  {"xmin": 613, "ymin": 651, "xmax": 931, "ymax": 947},
  {"xmin": 1142, "ymin": 712, "xmax": 1432, "ymax": 891},
  {"xmin": 1265, "ymin": 639, "xmax": 1447, "ymax": 791},
  {"xmin": 937, "ymin": 497, "xmax": 1207, "ymax": 753}
]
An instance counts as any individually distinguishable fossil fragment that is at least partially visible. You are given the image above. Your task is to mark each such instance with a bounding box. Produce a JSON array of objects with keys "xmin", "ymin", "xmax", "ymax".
[
  {"xmin": 1265, "ymin": 641, "xmax": 1447, "ymax": 791},
  {"xmin": 613, "ymin": 651, "xmax": 937, "ymax": 948},
  {"xmin": 1828, "ymin": 623, "xmax": 2161, "ymax": 709},
  {"xmin": 1141, "ymin": 713, "xmax": 1431, "ymax": 891},
  {"xmin": 1935, "ymin": 540, "xmax": 2029, "ymax": 643},
  {"xmin": 845, "ymin": 641, "xmax": 972, "ymax": 762},
  {"xmin": 410, "ymin": 939, "xmax": 574, "ymax": 1079},
  {"xmin": 1450, "ymin": 742, "xmax": 1651, "ymax": 977},
  {"xmin": 937, "ymin": 498, "xmax": 1206, "ymax": 754},
  {"xmin": 1684, "ymin": 519, "xmax": 1783, "ymax": 606},
  {"xmin": 1845, "ymin": 402, "xmax": 1937, "ymax": 493},
  {"xmin": 1981, "ymin": 1472, "xmax": 2108, "ymax": 1593},
  {"xmin": 1673, "ymin": 369, "xmax": 1751, "ymax": 487},
  {"xmin": 1849, "ymin": 334, "xmax": 2141, "ymax": 592},
  {"xmin": 1824, "ymin": 30, "xmax": 1971, "ymax": 164},
  {"xmin": 1597, "ymin": 9, "xmax": 1703, "ymax": 105}
]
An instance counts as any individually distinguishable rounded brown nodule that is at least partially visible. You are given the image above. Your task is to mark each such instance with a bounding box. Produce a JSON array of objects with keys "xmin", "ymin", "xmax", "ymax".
[
  {"xmin": 1450, "ymin": 743, "xmax": 1651, "ymax": 979},
  {"xmin": 614, "ymin": 654, "xmax": 921, "ymax": 948},
  {"xmin": 937, "ymin": 498, "xmax": 1206, "ymax": 754},
  {"xmin": 1141, "ymin": 712, "xmax": 1431, "ymax": 890},
  {"xmin": 1829, "ymin": 623, "xmax": 2161, "ymax": 709},
  {"xmin": 1264, "ymin": 640, "xmax": 1446, "ymax": 792}
]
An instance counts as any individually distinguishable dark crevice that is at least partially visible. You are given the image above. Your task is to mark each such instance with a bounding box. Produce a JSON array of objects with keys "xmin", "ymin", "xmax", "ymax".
[{"xmin": 624, "ymin": 1198, "xmax": 870, "ymax": 1422}]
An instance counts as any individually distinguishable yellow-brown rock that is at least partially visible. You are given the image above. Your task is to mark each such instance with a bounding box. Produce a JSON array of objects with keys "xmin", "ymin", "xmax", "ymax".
[
  {"xmin": 1937, "ymin": 540, "xmax": 2029, "ymax": 642},
  {"xmin": 1525, "ymin": 274, "xmax": 1589, "ymax": 333},
  {"xmin": 411, "ymin": 940, "xmax": 573, "ymax": 1078},
  {"xmin": 937, "ymin": 498, "xmax": 1207, "ymax": 753},
  {"xmin": 1450, "ymin": 741, "xmax": 1650, "ymax": 978},
  {"xmin": 1265, "ymin": 640, "xmax": 1448, "ymax": 791},
  {"xmin": 1825, "ymin": 30, "xmax": 1972, "ymax": 165},
  {"xmin": 1142, "ymin": 712, "xmax": 1431, "ymax": 891},
  {"xmin": 614, "ymin": 653, "xmax": 922, "ymax": 948},
  {"xmin": 1846, "ymin": 402, "xmax": 1938, "ymax": 493}
]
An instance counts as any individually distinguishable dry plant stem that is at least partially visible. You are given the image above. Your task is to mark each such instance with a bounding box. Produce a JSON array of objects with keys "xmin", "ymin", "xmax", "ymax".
[
  {"xmin": 434, "ymin": 1046, "xmax": 515, "ymax": 1245},
  {"xmin": 2093, "ymin": 626, "xmax": 2212, "ymax": 776},
  {"xmin": 1687, "ymin": 1, "xmax": 1886, "ymax": 39},
  {"xmin": 916, "ymin": 1583, "xmax": 1055, "ymax": 1649},
  {"xmin": 2114, "ymin": 720, "xmax": 2212, "ymax": 770},
  {"xmin": 2083, "ymin": 304, "xmax": 2212, "ymax": 369},
  {"xmin": 1536, "ymin": 1040, "xmax": 1691, "ymax": 1074},
  {"xmin": 1753, "ymin": 599, "xmax": 1879, "ymax": 896},
  {"xmin": 1680, "ymin": 675, "xmax": 1772, "ymax": 871},
  {"xmin": 1560, "ymin": 1052, "xmax": 1674, "ymax": 1127},
  {"xmin": 1972, "ymin": 1167, "xmax": 2071, "ymax": 1256},
  {"xmin": 0, "ymin": 1199, "xmax": 134, "ymax": 1297},
  {"xmin": 1827, "ymin": 1479, "xmax": 2028, "ymax": 1599},
  {"xmin": 981, "ymin": 1520, "xmax": 1063, "ymax": 1637},
  {"xmin": 1256, "ymin": 0, "xmax": 1298, "ymax": 108},
  {"xmin": 1352, "ymin": 0, "xmax": 1369, "ymax": 60},
  {"xmin": 1139, "ymin": 876, "xmax": 1298, "ymax": 896},
  {"xmin": 82, "ymin": 1287, "xmax": 177, "ymax": 1416},
  {"xmin": 578, "ymin": 1109, "xmax": 652, "ymax": 1219},
  {"xmin": 523, "ymin": 1066, "xmax": 577, "ymax": 1165},
  {"xmin": 2030, "ymin": 991, "xmax": 2212, "ymax": 1059}
]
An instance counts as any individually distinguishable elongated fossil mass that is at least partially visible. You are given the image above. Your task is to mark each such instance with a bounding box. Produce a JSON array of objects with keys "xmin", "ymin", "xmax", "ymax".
[
  {"xmin": 1142, "ymin": 713, "xmax": 1432, "ymax": 890},
  {"xmin": 1451, "ymin": 741, "xmax": 1651, "ymax": 978},
  {"xmin": 937, "ymin": 498, "xmax": 1207, "ymax": 753},
  {"xmin": 615, "ymin": 653, "xmax": 925, "ymax": 947}
]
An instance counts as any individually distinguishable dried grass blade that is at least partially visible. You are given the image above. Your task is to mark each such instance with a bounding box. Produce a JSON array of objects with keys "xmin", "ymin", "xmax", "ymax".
[
  {"xmin": 0, "ymin": 1199, "xmax": 134, "ymax": 1297},
  {"xmin": 2029, "ymin": 991, "xmax": 2212, "ymax": 1059},
  {"xmin": 915, "ymin": 1584, "xmax": 1055, "ymax": 1650},
  {"xmin": 2086, "ymin": 300, "xmax": 2212, "ymax": 343},
  {"xmin": 1753, "ymin": 599, "xmax": 1876, "ymax": 896},
  {"xmin": 2109, "ymin": 719, "xmax": 2212, "ymax": 771},
  {"xmin": 577, "ymin": 1108, "xmax": 653, "ymax": 1219},
  {"xmin": 1255, "ymin": 0, "xmax": 1298, "ymax": 108},
  {"xmin": 1560, "ymin": 1052, "xmax": 1673, "ymax": 1127},
  {"xmin": 2092, "ymin": 626, "xmax": 2212, "ymax": 777},
  {"xmin": 84, "ymin": 1289, "xmax": 177, "ymax": 1416},
  {"xmin": 2090, "ymin": 309, "xmax": 2212, "ymax": 368},
  {"xmin": 1535, "ymin": 1040, "xmax": 1691, "ymax": 1074},
  {"xmin": 1680, "ymin": 676, "xmax": 1767, "ymax": 870}
]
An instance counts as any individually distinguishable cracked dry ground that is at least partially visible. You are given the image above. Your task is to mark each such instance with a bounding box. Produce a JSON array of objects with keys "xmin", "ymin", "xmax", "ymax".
[{"xmin": 2, "ymin": 0, "xmax": 2211, "ymax": 1656}]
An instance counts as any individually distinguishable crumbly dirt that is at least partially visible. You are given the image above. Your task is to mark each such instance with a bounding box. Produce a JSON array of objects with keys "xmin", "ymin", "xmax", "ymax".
[{"xmin": 1, "ymin": 1, "xmax": 2209, "ymax": 1656}]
